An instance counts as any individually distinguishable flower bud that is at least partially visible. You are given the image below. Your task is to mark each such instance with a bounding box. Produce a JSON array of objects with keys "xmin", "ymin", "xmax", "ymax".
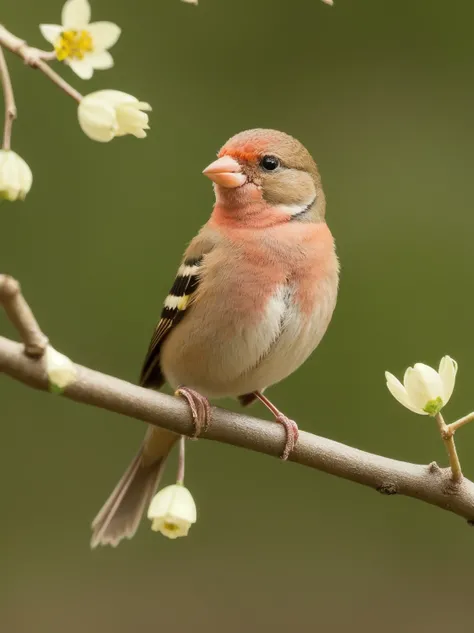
[
  {"xmin": 385, "ymin": 356, "xmax": 457, "ymax": 416},
  {"xmin": 147, "ymin": 484, "xmax": 197, "ymax": 539},
  {"xmin": 0, "ymin": 150, "xmax": 33, "ymax": 201},
  {"xmin": 78, "ymin": 90, "xmax": 151, "ymax": 142},
  {"xmin": 45, "ymin": 345, "xmax": 77, "ymax": 392}
]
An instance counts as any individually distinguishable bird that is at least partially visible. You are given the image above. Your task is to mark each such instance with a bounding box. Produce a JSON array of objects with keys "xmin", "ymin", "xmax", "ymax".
[{"xmin": 90, "ymin": 128, "xmax": 340, "ymax": 548}]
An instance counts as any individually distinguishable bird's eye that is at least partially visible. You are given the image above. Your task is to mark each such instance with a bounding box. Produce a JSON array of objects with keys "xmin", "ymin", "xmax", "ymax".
[{"xmin": 260, "ymin": 155, "xmax": 280, "ymax": 171}]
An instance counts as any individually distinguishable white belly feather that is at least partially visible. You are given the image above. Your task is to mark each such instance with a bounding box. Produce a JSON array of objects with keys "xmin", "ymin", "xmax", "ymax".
[{"xmin": 234, "ymin": 280, "xmax": 337, "ymax": 394}]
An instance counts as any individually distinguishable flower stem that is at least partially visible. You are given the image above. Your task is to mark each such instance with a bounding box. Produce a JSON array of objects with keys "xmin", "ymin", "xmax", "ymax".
[
  {"xmin": 0, "ymin": 25, "xmax": 83, "ymax": 103},
  {"xmin": 448, "ymin": 412, "xmax": 474, "ymax": 434},
  {"xmin": 0, "ymin": 45, "xmax": 16, "ymax": 150},
  {"xmin": 435, "ymin": 413, "xmax": 463, "ymax": 483},
  {"xmin": 176, "ymin": 436, "xmax": 186, "ymax": 485},
  {"xmin": 33, "ymin": 58, "xmax": 83, "ymax": 102}
]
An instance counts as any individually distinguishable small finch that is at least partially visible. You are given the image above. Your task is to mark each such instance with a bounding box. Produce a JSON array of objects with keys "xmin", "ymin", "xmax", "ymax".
[{"xmin": 91, "ymin": 129, "xmax": 339, "ymax": 547}]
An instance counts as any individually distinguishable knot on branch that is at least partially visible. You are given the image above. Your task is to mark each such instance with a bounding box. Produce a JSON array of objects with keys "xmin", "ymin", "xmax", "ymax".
[
  {"xmin": 376, "ymin": 483, "xmax": 398, "ymax": 495},
  {"xmin": 428, "ymin": 462, "xmax": 462, "ymax": 494},
  {"xmin": 444, "ymin": 477, "xmax": 463, "ymax": 495}
]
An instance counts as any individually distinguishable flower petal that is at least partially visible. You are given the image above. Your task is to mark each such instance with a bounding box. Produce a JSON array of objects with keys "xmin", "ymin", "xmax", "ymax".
[
  {"xmin": 439, "ymin": 356, "xmax": 458, "ymax": 404},
  {"xmin": 403, "ymin": 365, "xmax": 442, "ymax": 411},
  {"xmin": 402, "ymin": 367, "xmax": 428, "ymax": 410},
  {"xmin": 87, "ymin": 50, "xmax": 114, "ymax": 70},
  {"xmin": 87, "ymin": 22, "xmax": 121, "ymax": 50},
  {"xmin": 68, "ymin": 59, "xmax": 94, "ymax": 79},
  {"xmin": 0, "ymin": 157, "xmax": 21, "ymax": 200},
  {"xmin": 39, "ymin": 24, "xmax": 62, "ymax": 45},
  {"xmin": 78, "ymin": 97, "xmax": 118, "ymax": 142},
  {"xmin": 62, "ymin": 0, "xmax": 91, "ymax": 29},
  {"xmin": 385, "ymin": 372, "xmax": 426, "ymax": 415},
  {"xmin": 136, "ymin": 101, "xmax": 152, "ymax": 112},
  {"xmin": 412, "ymin": 363, "xmax": 444, "ymax": 402},
  {"xmin": 168, "ymin": 486, "xmax": 197, "ymax": 523},
  {"xmin": 147, "ymin": 485, "xmax": 197, "ymax": 524},
  {"xmin": 116, "ymin": 103, "xmax": 150, "ymax": 137},
  {"xmin": 91, "ymin": 90, "xmax": 138, "ymax": 107},
  {"xmin": 18, "ymin": 159, "xmax": 33, "ymax": 200}
]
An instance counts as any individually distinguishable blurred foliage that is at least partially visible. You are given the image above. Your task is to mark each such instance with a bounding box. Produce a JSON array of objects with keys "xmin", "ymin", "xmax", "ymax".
[{"xmin": 2, "ymin": 1, "xmax": 474, "ymax": 631}]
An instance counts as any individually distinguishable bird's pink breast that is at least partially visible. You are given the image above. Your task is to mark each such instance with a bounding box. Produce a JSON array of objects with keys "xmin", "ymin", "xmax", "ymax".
[
  {"xmin": 161, "ymin": 211, "xmax": 338, "ymax": 397},
  {"xmin": 209, "ymin": 209, "xmax": 338, "ymax": 319}
]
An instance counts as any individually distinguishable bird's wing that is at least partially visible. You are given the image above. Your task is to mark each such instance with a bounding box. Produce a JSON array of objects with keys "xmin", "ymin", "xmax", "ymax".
[{"xmin": 139, "ymin": 228, "xmax": 217, "ymax": 388}]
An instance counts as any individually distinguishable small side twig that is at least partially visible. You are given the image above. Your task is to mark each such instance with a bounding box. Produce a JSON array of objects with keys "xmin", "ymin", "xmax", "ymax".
[
  {"xmin": 435, "ymin": 412, "xmax": 463, "ymax": 483},
  {"xmin": 0, "ymin": 44, "xmax": 16, "ymax": 150},
  {"xmin": 448, "ymin": 412, "xmax": 474, "ymax": 434},
  {"xmin": 32, "ymin": 58, "xmax": 83, "ymax": 102},
  {"xmin": 0, "ymin": 274, "xmax": 48, "ymax": 357}
]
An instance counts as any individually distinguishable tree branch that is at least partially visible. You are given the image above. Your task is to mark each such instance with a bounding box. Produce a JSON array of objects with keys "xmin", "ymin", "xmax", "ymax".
[{"xmin": 2, "ymin": 273, "xmax": 474, "ymax": 526}]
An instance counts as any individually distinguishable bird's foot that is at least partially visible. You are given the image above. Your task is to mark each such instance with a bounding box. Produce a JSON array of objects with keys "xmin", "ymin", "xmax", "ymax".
[
  {"xmin": 275, "ymin": 414, "xmax": 299, "ymax": 460},
  {"xmin": 253, "ymin": 391, "xmax": 299, "ymax": 460},
  {"xmin": 175, "ymin": 386, "xmax": 211, "ymax": 438}
]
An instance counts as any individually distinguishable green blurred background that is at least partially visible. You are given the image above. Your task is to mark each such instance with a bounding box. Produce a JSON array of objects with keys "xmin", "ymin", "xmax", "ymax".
[{"xmin": 2, "ymin": 0, "xmax": 474, "ymax": 631}]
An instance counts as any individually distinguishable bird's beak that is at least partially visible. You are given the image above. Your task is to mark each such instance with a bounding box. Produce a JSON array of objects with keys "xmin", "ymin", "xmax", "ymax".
[{"xmin": 203, "ymin": 156, "xmax": 247, "ymax": 188}]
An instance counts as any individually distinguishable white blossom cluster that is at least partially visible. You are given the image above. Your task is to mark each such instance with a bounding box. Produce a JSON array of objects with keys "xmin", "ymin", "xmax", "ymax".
[{"xmin": 1, "ymin": 0, "xmax": 152, "ymax": 201}]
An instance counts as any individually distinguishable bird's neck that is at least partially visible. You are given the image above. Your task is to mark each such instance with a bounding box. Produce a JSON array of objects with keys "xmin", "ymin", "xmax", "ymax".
[{"xmin": 211, "ymin": 183, "xmax": 292, "ymax": 229}]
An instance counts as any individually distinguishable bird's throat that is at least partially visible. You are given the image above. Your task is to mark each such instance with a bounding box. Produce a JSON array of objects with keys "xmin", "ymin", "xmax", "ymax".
[{"xmin": 212, "ymin": 184, "xmax": 291, "ymax": 229}]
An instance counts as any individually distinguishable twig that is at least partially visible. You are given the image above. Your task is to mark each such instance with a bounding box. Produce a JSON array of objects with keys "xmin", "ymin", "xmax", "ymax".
[
  {"xmin": 0, "ymin": 25, "xmax": 82, "ymax": 103},
  {"xmin": 0, "ymin": 45, "xmax": 16, "ymax": 150},
  {"xmin": 177, "ymin": 436, "xmax": 186, "ymax": 485},
  {"xmin": 435, "ymin": 412, "xmax": 463, "ymax": 483},
  {"xmin": 448, "ymin": 412, "xmax": 474, "ymax": 434},
  {"xmin": 0, "ymin": 274, "xmax": 48, "ymax": 356},
  {"xmin": 33, "ymin": 58, "xmax": 82, "ymax": 102},
  {"xmin": 2, "ymin": 275, "xmax": 474, "ymax": 525}
]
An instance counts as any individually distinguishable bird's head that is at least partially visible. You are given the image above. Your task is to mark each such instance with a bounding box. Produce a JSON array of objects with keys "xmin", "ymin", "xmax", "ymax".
[{"xmin": 203, "ymin": 129, "xmax": 325, "ymax": 225}]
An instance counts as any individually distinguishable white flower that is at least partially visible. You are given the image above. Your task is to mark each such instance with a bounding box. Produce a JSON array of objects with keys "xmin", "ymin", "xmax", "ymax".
[
  {"xmin": 45, "ymin": 345, "xmax": 77, "ymax": 392},
  {"xmin": 40, "ymin": 0, "xmax": 121, "ymax": 79},
  {"xmin": 181, "ymin": 0, "xmax": 199, "ymax": 4},
  {"xmin": 147, "ymin": 484, "xmax": 197, "ymax": 539},
  {"xmin": 0, "ymin": 150, "xmax": 33, "ymax": 201},
  {"xmin": 78, "ymin": 90, "xmax": 151, "ymax": 142},
  {"xmin": 385, "ymin": 356, "xmax": 457, "ymax": 416}
]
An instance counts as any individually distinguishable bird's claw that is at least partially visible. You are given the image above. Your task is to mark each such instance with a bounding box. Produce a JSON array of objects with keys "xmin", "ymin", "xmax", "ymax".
[
  {"xmin": 175, "ymin": 386, "xmax": 212, "ymax": 438},
  {"xmin": 275, "ymin": 414, "xmax": 299, "ymax": 460}
]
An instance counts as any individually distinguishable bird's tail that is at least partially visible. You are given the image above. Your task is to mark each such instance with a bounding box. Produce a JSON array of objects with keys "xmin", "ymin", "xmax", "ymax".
[{"xmin": 90, "ymin": 429, "xmax": 177, "ymax": 548}]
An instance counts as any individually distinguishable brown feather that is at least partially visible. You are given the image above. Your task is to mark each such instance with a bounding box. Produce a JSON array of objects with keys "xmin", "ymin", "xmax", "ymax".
[{"xmin": 140, "ymin": 229, "xmax": 219, "ymax": 388}]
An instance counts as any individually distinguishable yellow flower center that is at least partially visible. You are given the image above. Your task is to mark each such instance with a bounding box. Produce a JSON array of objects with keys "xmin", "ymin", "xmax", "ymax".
[
  {"xmin": 55, "ymin": 30, "xmax": 93, "ymax": 61},
  {"xmin": 163, "ymin": 521, "xmax": 179, "ymax": 532}
]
